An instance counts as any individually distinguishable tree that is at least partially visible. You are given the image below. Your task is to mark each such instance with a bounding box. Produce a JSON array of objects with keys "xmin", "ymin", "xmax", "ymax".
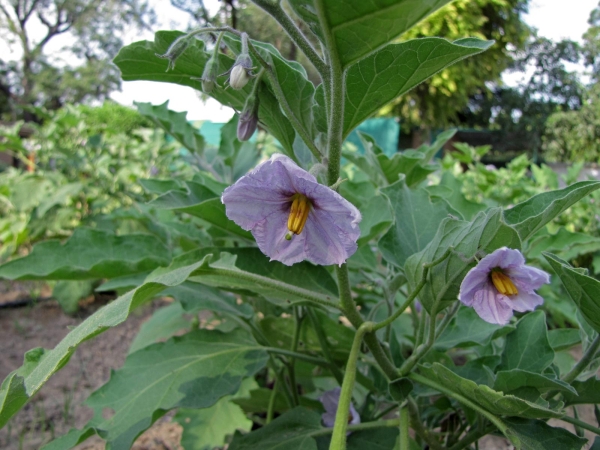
[
  {"xmin": 583, "ymin": 1, "xmax": 600, "ymax": 82},
  {"xmin": 390, "ymin": 0, "xmax": 531, "ymax": 144},
  {"xmin": 0, "ymin": 0, "xmax": 155, "ymax": 120}
]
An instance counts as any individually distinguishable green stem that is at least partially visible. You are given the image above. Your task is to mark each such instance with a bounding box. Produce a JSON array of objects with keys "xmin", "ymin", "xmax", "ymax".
[
  {"xmin": 399, "ymin": 406, "xmax": 409, "ymax": 450},
  {"xmin": 307, "ymin": 307, "xmax": 344, "ymax": 384},
  {"xmin": 407, "ymin": 397, "xmax": 444, "ymax": 450},
  {"xmin": 196, "ymin": 266, "xmax": 340, "ymax": 309},
  {"xmin": 560, "ymin": 415, "xmax": 600, "ymax": 436},
  {"xmin": 269, "ymin": 357, "xmax": 294, "ymax": 408},
  {"xmin": 408, "ymin": 373, "xmax": 509, "ymax": 439},
  {"xmin": 562, "ymin": 333, "xmax": 600, "ymax": 384},
  {"xmin": 288, "ymin": 307, "xmax": 303, "ymax": 406},
  {"xmin": 264, "ymin": 347, "xmax": 330, "ymax": 367},
  {"xmin": 250, "ymin": 0, "xmax": 327, "ymax": 76},
  {"xmin": 448, "ymin": 426, "xmax": 495, "ymax": 450},
  {"xmin": 267, "ymin": 379, "xmax": 278, "ymax": 424},
  {"xmin": 311, "ymin": 418, "xmax": 402, "ymax": 437},
  {"xmin": 329, "ymin": 322, "xmax": 374, "ymax": 450},
  {"xmin": 314, "ymin": 0, "xmax": 344, "ymax": 184}
]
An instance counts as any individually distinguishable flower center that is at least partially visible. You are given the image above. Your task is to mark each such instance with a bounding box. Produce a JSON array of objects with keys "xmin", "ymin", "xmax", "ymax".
[
  {"xmin": 285, "ymin": 194, "xmax": 311, "ymax": 239},
  {"xmin": 491, "ymin": 270, "xmax": 518, "ymax": 296}
]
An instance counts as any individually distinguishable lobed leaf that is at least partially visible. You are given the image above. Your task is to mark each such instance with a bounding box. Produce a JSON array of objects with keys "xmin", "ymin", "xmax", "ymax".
[
  {"xmin": 504, "ymin": 418, "xmax": 586, "ymax": 450},
  {"xmin": 504, "ymin": 181, "xmax": 600, "ymax": 241},
  {"xmin": 543, "ymin": 252, "xmax": 600, "ymax": 334},
  {"xmin": 0, "ymin": 228, "xmax": 170, "ymax": 281}
]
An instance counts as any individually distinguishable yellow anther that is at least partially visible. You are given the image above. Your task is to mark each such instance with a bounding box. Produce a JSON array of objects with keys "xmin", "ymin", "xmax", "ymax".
[
  {"xmin": 287, "ymin": 194, "xmax": 311, "ymax": 235},
  {"xmin": 491, "ymin": 271, "xmax": 518, "ymax": 296}
]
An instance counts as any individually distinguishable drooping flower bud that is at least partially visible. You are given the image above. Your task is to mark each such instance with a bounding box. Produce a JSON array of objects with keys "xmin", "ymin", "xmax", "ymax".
[
  {"xmin": 237, "ymin": 95, "xmax": 259, "ymax": 141},
  {"xmin": 229, "ymin": 54, "xmax": 253, "ymax": 90},
  {"xmin": 156, "ymin": 35, "xmax": 192, "ymax": 72},
  {"xmin": 200, "ymin": 55, "xmax": 218, "ymax": 93}
]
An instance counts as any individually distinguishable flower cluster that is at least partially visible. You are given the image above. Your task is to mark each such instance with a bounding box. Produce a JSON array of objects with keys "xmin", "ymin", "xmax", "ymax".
[
  {"xmin": 459, "ymin": 247, "xmax": 550, "ymax": 325},
  {"xmin": 221, "ymin": 154, "xmax": 361, "ymax": 266}
]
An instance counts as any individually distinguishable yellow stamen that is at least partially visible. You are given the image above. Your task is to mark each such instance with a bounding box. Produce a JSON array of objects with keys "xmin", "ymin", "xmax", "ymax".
[
  {"xmin": 491, "ymin": 271, "xmax": 518, "ymax": 296},
  {"xmin": 287, "ymin": 194, "xmax": 311, "ymax": 235}
]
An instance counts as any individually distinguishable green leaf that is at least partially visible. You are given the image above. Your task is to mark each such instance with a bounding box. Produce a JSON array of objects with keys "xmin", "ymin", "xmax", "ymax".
[
  {"xmin": 148, "ymin": 180, "xmax": 218, "ymax": 209},
  {"xmin": 543, "ymin": 252, "xmax": 600, "ymax": 334},
  {"xmin": 231, "ymin": 388, "xmax": 321, "ymax": 414},
  {"xmin": 504, "ymin": 417, "xmax": 586, "ymax": 450},
  {"xmin": 357, "ymin": 194, "xmax": 392, "ymax": 246},
  {"xmin": 184, "ymin": 248, "xmax": 338, "ymax": 306},
  {"xmin": 504, "ymin": 181, "xmax": 600, "ymax": 241},
  {"xmin": 128, "ymin": 302, "xmax": 191, "ymax": 354},
  {"xmin": 164, "ymin": 281, "xmax": 254, "ymax": 318},
  {"xmin": 0, "ymin": 255, "xmax": 211, "ymax": 428},
  {"xmin": 229, "ymin": 407, "xmax": 322, "ymax": 450},
  {"xmin": 343, "ymin": 38, "xmax": 493, "ymax": 136},
  {"xmin": 52, "ymin": 280, "xmax": 94, "ymax": 314},
  {"xmin": 136, "ymin": 101, "xmax": 205, "ymax": 154},
  {"xmin": 174, "ymin": 378, "xmax": 257, "ymax": 450},
  {"xmin": 317, "ymin": 428, "xmax": 400, "ymax": 450},
  {"xmin": 437, "ymin": 172, "xmax": 486, "ymax": 220},
  {"xmin": 417, "ymin": 363, "xmax": 564, "ymax": 419},
  {"xmin": 527, "ymin": 227, "xmax": 600, "ymax": 261},
  {"xmin": 378, "ymin": 177, "xmax": 459, "ymax": 268},
  {"xmin": 500, "ymin": 311, "xmax": 554, "ymax": 374},
  {"xmin": 114, "ymin": 31, "xmax": 296, "ymax": 155},
  {"xmin": 435, "ymin": 306, "xmax": 514, "ymax": 350},
  {"xmin": 405, "ymin": 208, "xmax": 521, "ymax": 313},
  {"xmin": 0, "ymin": 228, "xmax": 170, "ymax": 280},
  {"xmin": 493, "ymin": 370, "xmax": 577, "ymax": 396},
  {"xmin": 562, "ymin": 377, "xmax": 600, "ymax": 406},
  {"xmin": 83, "ymin": 329, "xmax": 267, "ymax": 449},
  {"xmin": 548, "ymin": 329, "xmax": 581, "ymax": 352},
  {"xmin": 289, "ymin": 0, "xmax": 454, "ymax": 68}
]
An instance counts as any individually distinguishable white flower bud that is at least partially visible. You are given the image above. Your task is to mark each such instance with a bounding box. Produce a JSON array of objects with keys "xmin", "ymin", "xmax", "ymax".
[{"xmin": 229, "ymin": 64, "xmax": 250, "ymax": 90}]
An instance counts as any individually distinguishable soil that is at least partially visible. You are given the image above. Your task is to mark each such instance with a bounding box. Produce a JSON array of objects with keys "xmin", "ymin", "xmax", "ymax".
[{"xmin": 0, "ymin": 282, "xmax": 597, "ymax": 450}]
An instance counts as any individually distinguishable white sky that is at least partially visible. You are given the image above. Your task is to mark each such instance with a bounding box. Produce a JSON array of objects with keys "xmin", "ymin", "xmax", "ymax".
[{"xmin": 1, "ymin": 0, "xmax": 599, "ymax": 120}]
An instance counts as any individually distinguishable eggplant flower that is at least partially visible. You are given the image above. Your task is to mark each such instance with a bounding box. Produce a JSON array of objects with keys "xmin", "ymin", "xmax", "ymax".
[
  {"xmin": 320, "ymin": 388, "xmax": 360, "ymax": 428},
  {"xmin": 459, "ymin": 247, "xmax": 550, "ymax": 325},
  {"xmin": 221, "ymin": 154, "xmax": 361, "ymax": 266}
]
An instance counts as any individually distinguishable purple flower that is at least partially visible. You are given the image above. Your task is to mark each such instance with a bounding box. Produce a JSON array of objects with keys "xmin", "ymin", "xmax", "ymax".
[
  {"xmin": 459, "ymin": 247, "xmax": 550, "ymax": 325},
  {"xmin": 320, "ymin": 388, "xmax": 360, "ymax": 428},
  {"xmin": 221, "ymin": 154, "xmax": 361, "ymax": 266}
]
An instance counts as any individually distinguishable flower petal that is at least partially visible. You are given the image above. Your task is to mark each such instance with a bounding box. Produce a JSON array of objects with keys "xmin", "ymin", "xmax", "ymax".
[
  {"xmin": 508, "ymin": 290, "xmax": 544, "ymax": 313},
  {"xmin": 476, "ymin": 247, "xmax": 525, "ymax": 273},
  {"xmin": 472, "ymin": 283, "xmax": 514, "ymax": 325},
  {"xmin": 252, "ymin": 209, "xmax": 308, "ymax": 266},
  {"xmin": 459, "ymin": 266, "xmax": 491, "ymax": 306},
  {"xmin": 507, "ymin": 265, "xmax": 550, "ymax": 291}
]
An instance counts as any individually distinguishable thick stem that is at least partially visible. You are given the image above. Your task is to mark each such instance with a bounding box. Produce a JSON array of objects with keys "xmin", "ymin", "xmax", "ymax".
[
  {"xmin": 329, "ymin": 322, "xmax": 374, "ymax": 450},
  {"xmin": 250, "ymin": 0, "xmax": 327, "ymax": 76},
  {"xmin": 399, "ymin": 406, "xmax": 409, "ymax": 450},
  {"xmin": 562, "ymin": 333, "xmax": 600, "ymax": 384}
]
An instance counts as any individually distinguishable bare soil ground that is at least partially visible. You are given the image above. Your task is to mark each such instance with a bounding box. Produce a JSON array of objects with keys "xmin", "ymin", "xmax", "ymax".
[{"xmin": 0, "ymin": 282, "xmax": 597, "ymax": 450}]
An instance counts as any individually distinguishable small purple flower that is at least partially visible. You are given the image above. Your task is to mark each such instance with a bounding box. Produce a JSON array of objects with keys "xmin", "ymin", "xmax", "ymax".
[
  {"xmin": 459, "ymin": 247, "xmax": 550, "ymax": 325},
  {"xmin": 320, "ymin": 388, "xmax": 360, "ymax": 428},
  {"xmin": 221, "ymin": 154, "xmax": 361, "ymax": 266}
]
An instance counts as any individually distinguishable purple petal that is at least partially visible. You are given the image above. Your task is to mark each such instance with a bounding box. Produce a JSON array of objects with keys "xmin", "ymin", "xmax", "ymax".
[
  {"xmin": 252, "ymin": 209, "xmax": 308, "ymax": 266},
  {"xmin": 475, "ymin": 247, "xmax": 525, "ymax": 273},
  {"xmin": 506, "ymin": 265, "xmax": 550, "ymax": 291},
  {"xmin": 319, "ymin": 387, "xmax": 360, "ymax": 429},
  {"xmin": 509, "ymin": 290, "xmax": 544, "ymax": 313},
  {"xmin": 459, "ymin": 266, "xmax": 491, "ymax": 306},
  {"xmin": 472, "ymin": 283, "xmax": 514, "ymax": 325}
]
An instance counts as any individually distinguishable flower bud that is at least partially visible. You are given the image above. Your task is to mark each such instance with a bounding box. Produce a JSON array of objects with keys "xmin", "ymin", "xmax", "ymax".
[
  {"xmin": 229, "ymin": 53, "xmax": 254, "ymax": 90},
  {"xmin": 156, "ymin": 35, "xmax": 191, "ymax": 72},
  {"xmin": 200, "ymin": 56, "xmax": 218, "ymax": 93},
  {"xmin": 237, "ymin": 96, "xmax": 259, "ymax": 141}
]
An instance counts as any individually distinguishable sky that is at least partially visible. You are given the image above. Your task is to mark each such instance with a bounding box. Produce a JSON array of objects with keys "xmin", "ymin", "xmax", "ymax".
[{"xmin": 2, "ymin": 0, "xmax": 599, "ymax": 121}]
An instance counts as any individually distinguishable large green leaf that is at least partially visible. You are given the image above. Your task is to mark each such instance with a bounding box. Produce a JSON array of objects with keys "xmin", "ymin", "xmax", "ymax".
[
  {"xmin": 405, "ymin": 208, "xmax": 521, "ymax": 313},
  {"xmin": 343, "ymin": 38, "xmax": 492, "ymax": 136},
  {"xmin": 113, "ymin": 31, "xmax": 296, "ymax": 154},
  {"xmin": 527, "ymin": 227, "xmax": 600, "ymax": 261},
  {"xmin": 504, "ymin": 418, "xmax": 586, "ymax": 450},
  {"xmin": 493, "ymin": 370, "xmax": 577, "ymax": 396},
  {"xmin": 0, "ymin": 228, "xmax": 169, "ymax": 280},
  {"xmin": 136, "ymin": 101, "xmax": 205, "ymax": 154},
  {"xmin": 0, "ymin": 255, "xmax": 211, "ymax": 428},
  {"xmin": 81, "ymin": 329, "xmax": 267, "ymax": 449},
  {"xmin": 500, "ymin": 311, "xmax": 554, "ymax": 374},
  {"xmin": 543, "ymin": 252, "xmax": 600, "ymax": 334},
  {"xmin": 435, "ymin": 306, "xmax": 514, "ymax": 350},
  {"xmin": 504, "ymin": 181, "xmax": 600, "ymax": 241},
  {"xmin": 184, "ymin": 247, "xmax": 338, "ymax": 306},
  {"xmin": 562, "ymin": 377, "xmax": 600, "ymax": 406},
  {"xmin": 416, "ymin": 363, "xmax": 564, "ymax": 419},
  {"xmin": 378, "ymin": 177, "xmax": 459, "ymax": 268},
  {"xmin": 174, "ymin": 378, "xmax": 257, "ymax": 450},
  {"xmin": 288, "ymin": 0, "xmax": 454, "ymax": 68}
]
